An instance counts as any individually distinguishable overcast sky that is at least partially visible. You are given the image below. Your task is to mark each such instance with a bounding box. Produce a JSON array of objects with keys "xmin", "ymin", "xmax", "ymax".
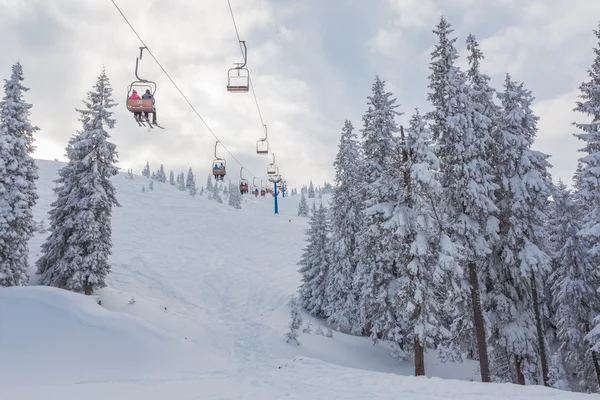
[{"xmin": 1, "ymin": 0, "xmax": 599, "ymax": 189}]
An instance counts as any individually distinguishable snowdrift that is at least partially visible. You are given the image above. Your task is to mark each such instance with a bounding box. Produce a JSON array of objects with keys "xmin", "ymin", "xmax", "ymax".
[{"xmin": 0, "ymin": 285, "xmax": 218, "ymax": 386}]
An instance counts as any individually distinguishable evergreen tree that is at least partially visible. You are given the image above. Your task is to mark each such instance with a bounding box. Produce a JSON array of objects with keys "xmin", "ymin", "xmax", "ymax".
[
  {"xmin": 186, "ymin": 167, "xmax": 196, "ymax": 196},
  {"xmin": 396, "ymin": 109, "xmax": 453, "ymax": 376},
  {"xmin": 326, "ymin": 119, "xmax": 364, "ymax": 334},
  {"xmin": 36, "ymin": 68, "xmax": 119, "ymax": 295},
  {"xmin": 426, "ymin": 17, "xmax": 497, "ymax": 382},
  {"xmin": 228, "ymin": 182, "xmax": 242, "ymax": 209},
  {"xmin": 148, "ymin": 179, "xmax": 154, "ymax": 191},
  {"xmin": 169, "ymin": 170, "xmax": 175, "ymax": 185},
  {"xmin": 550, "ymin": 180, "xmax": 600, "ymax": 391},
  {"xmin": 142, "ymin": 161, "xmax": 150, "ymax": 178},
  {"xmin": 153, "ymin": 164, "xmax": 166, "ymax": 183},
  {"xmin": 489, "ymin": 73, "xmax": 553, "ymax": 384},
  {"xmin": 298, "ymin": 202, "xmax": 331, "ymax": 318},
  {"xmin": 572, "ymin": 22, "xmax": 600, "ymax": 388},
  {"xmin": 0, "ymin": 62, "xmax": 39, "ymax": 287},
  {"xmin": 308, "ymin": 180, "xmax": 315, "ymax": 198},
  {"xmin": 177, "ymin": 172, "xmax": 185, "ymax": 191},
  {"xmin": 297, "ymin": 192, "xmax": 309, "ymax": 217},
  {"xmin": 354, "ymin": 75, "xmax": 404, "ymax": 343},
  {"xmin": 211, "ymin": 178, "xmax": 223, "ymax": 203}
]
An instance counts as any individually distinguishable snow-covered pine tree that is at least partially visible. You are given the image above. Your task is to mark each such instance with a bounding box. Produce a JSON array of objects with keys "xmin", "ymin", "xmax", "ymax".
[
  {"xmin": 286, "ymin": 296, "xmax": 303, "ymax": 344},
  {"xmin": 186, "ymin": 167, "xmax": 196, "ymax": 196},
  {"xmin": 177, "ymin": 172, "xmax": 185, "ymax": 191},
  {"xmin": 211, "ymin": 178, "xmax": 223, "ymax": 203},
  {"xmin": 36, "ymin": 68, "xmax": 119, "ymax": 295},
  {"xmin": 126, "ymin": 168, "xmax": 133, "ymax": 180},
  {"xmin": 298, "ymin": 202, "xmax": 331, "ymax": 318},
  {"xmin": 206, "ymin": 174, "xmax": 214, "ymax": 200},
  {"xmin": 0, "ymin": 61, "xmax": 39, "ymax": 287},
  {"xmin": 354, "ymin": 75, "xmax": 405, "ymax": 344},
  {"xmin": 169, "ymin": 170, "xmax": 175, "ymax": 185},
  {"xmin": 572, "ymin": 23, "xmax": 600, "ymax": 388},
  {"xmin": 297, "ymin": 192, "xmax": 309, "ymax": 217},
  {"xmin": 308, "ymin": 180, "xmax": 315, "ymax": 198},
  {"xmin": 326, "ymin": 119, "xmax": 364, "ymax": 334},
  {"xmin": 426, "ymin": 17, "xmax": 498, "ymax": 382},
  {"xmin": 395, "ymin": 109, "xmax": 454, "ymax": 376},
  {"xmin": 228, "ymin": 182, "xmax": 242, "ymax": 209},
  {"xmin": 550, "ymin": 180, "xmax": 600, "ymax": 391},
  {"xmin": 148, "ymin": 179, "xmax": 154, "ymax": 191},
  {"xmin": 142, "ymin": 161, "xmax": 150, "ymax": 178},
  {"xmin": 156, "ymin": 164, "xmax": 166, "ymax": 183},
  {"xmin": 489, "ymin": 73, "xmax": 553, "ymax": 384}
]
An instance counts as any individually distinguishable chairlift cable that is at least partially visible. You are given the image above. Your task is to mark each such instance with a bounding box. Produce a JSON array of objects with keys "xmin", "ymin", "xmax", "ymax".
[
  {"xmin": 109, "ymin": 0, "xmax": 260, "ymax": 180},
  {"xmin": 226, "ymin": 0, "xmax": 268, "ymax": 144}
]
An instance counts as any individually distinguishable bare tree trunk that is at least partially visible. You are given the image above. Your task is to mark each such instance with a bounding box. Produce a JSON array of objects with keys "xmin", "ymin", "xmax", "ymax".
[
  {"xmin": 591, "ymin": 350, "xmax": 600, "ymax": 390},
  {"xmin": 515, "ymin": 355, "xmax": 525, "ymax": 385},
  {"xmin": 84, "ymin": 276, "xmax": 92, "ymax": 295},
  {"xmin": 585, "ymin": 322, "xmax": 600, "ymax": 390},
  {"xmin": 530, "ymin": 271, "xmax": 549, "ymax": 386},
  {"xmin": 469, "ymin": 261, "xmax": 491, "ymax": 382},
  {"xmin": 414, "ymin": 337, "xmax": 425, "ymax": 376}
]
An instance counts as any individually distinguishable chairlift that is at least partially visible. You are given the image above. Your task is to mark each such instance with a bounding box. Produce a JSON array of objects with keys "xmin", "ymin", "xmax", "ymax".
[
  {"xmin": 252, "ymin": 177, "xmax": 259, "ymax": 196},
  {"xmin": 126, "ymin": 47, "xmax": 164, "ymax": 129},
  {"xmin": 256, "ymin": 124, "xmax": 269, "ymax": 154},
  {"xmin": 269, "ymin": 167, "xmax": 282, "ymax": 183},
  {"xmin": 267, "ymin": 153, "xmax": 277, "ymax": 175},
  {"xmin": 212, "ymin": 141, "xmax": 226, "ymax": 181},
  {"xmin": 227, "ymin": 40, "xmax": 249, "ymax": 92},
  {"xmin": 239, "ymin": 167, "xmax": 249, "ymax": 194}
]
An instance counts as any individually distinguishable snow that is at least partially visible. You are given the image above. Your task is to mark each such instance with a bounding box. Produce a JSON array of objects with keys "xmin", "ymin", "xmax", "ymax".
[{"xmin": 2, "ymin": 159, "xmax": 594, "ymax": 399}]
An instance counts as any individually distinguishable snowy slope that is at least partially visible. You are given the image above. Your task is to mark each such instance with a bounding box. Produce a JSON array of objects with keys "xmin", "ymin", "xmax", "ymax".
[{"xmin": 2, "ymin": 159, "xmax": 595, "ymax": 399}]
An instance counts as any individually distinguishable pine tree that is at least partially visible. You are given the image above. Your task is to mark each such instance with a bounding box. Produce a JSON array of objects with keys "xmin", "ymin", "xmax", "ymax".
[
  {"xmin": 572, "ymin": 23, "xmax": 600, "ymax": 388},
  {"xmin": 36, "ymin": 68, "xmax": 119, "ymax": 295},
  {"xmin": 297, "ymin": 192, "xmax": 309, "ymax": 217},
  {"xmin": 489, "ymin": 73, "xmax": 553, "ymax": 384},
  {"xmin": 228, "ymin": 182, "xmax": 242, "ymax": 209},
  {"xmin": 354, "ymin": 75, "xmax": 405, "ymax": 344},
  {"xmin": 148, "ymin": 179, "xmax": 154, "ymax": 191},
  {"xmin": 327, "ymin": 119, "xmax": 364, "ymax": 334},
  {"xmin": 169, "ymin": 170, "xmax": 175, "ymax": 185},
  {"xmin": 550, "ymin": 180, "xmax": 600, "ymax": 391},
  {"xmin": 211, "ymin": 178, "xmax": 223, "ymax": 203},
  {"xmin": 426, "ymin": 17, "xmax": 497, "ymax": 382},
  {"xmin": 142, "ymin": 161, "xmax": 150, "ymax": 178},
  {"xmin": 308, "ymin": 180, "xmax": 315, "ymax": 198},
  {"xmin": 0, "ymin": 62, "xmax": 39, "ymax": 287},
  {"xmin": 177, "ymin": 172, "xmax": 185, "ymax": 191},
  {"xmin": 298, "ymin": 202, "xmax": 331, "ymax": 318},
  {"xmin": 396, "ymin": 109, "xmax": 453, "ymax": 376},
  {"xmin": 186, "ymin": 167, "xmax": 196, "ymax": 196},
  {"xmin": 286, "ymin": 296, "xmax": 303, "ymax": 344}
]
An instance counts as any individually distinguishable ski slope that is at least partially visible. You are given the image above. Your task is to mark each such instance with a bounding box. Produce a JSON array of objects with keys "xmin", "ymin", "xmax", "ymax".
[{"xmin": 1, "ymin": 159, "xmax": 594, "ymax": 399}]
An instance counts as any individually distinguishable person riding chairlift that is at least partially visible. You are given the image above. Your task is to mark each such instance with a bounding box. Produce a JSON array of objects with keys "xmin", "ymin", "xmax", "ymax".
[
  {"xmin": 129, "ymin": 90, "xmax": 142, "ymax": 120},
  {"xmin": 141, "ymin": 89, "xmax": 157, "ymax": 124}
]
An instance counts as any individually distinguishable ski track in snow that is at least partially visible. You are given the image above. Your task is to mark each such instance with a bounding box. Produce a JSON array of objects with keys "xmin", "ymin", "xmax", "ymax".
[{"xmin": 5, "ymin": 159, "xmax": 595, "ymax": 399}]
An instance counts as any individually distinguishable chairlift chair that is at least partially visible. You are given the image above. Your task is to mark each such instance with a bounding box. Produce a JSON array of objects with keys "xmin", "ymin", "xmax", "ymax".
[
  {"xmin": 239, "ymin": 167, "xmax": 249, "ymax": 194},
  {"xmin": 212, "ymin": 141, "xmax": 226, "ymax": 180},
  {"xmin": 256, "ymin": 124, "xmax": 269, "ymax": 154},
  {"xmin": 227, "ymin": 41, "xmax": 250, "ymax": 92},
  {"xmin": 267, "ymin": 153, "xmax": 277, "ymax": 175},
  {"xmin": 126, "ymin": 46, "xmax": 163, "ymax": 129}
]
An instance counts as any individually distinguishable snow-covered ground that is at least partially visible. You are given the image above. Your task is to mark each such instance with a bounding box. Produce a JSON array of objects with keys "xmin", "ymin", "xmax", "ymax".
[{"xmin": 1, "ymin": 159, "xmax": 594, "ymax": 399}]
